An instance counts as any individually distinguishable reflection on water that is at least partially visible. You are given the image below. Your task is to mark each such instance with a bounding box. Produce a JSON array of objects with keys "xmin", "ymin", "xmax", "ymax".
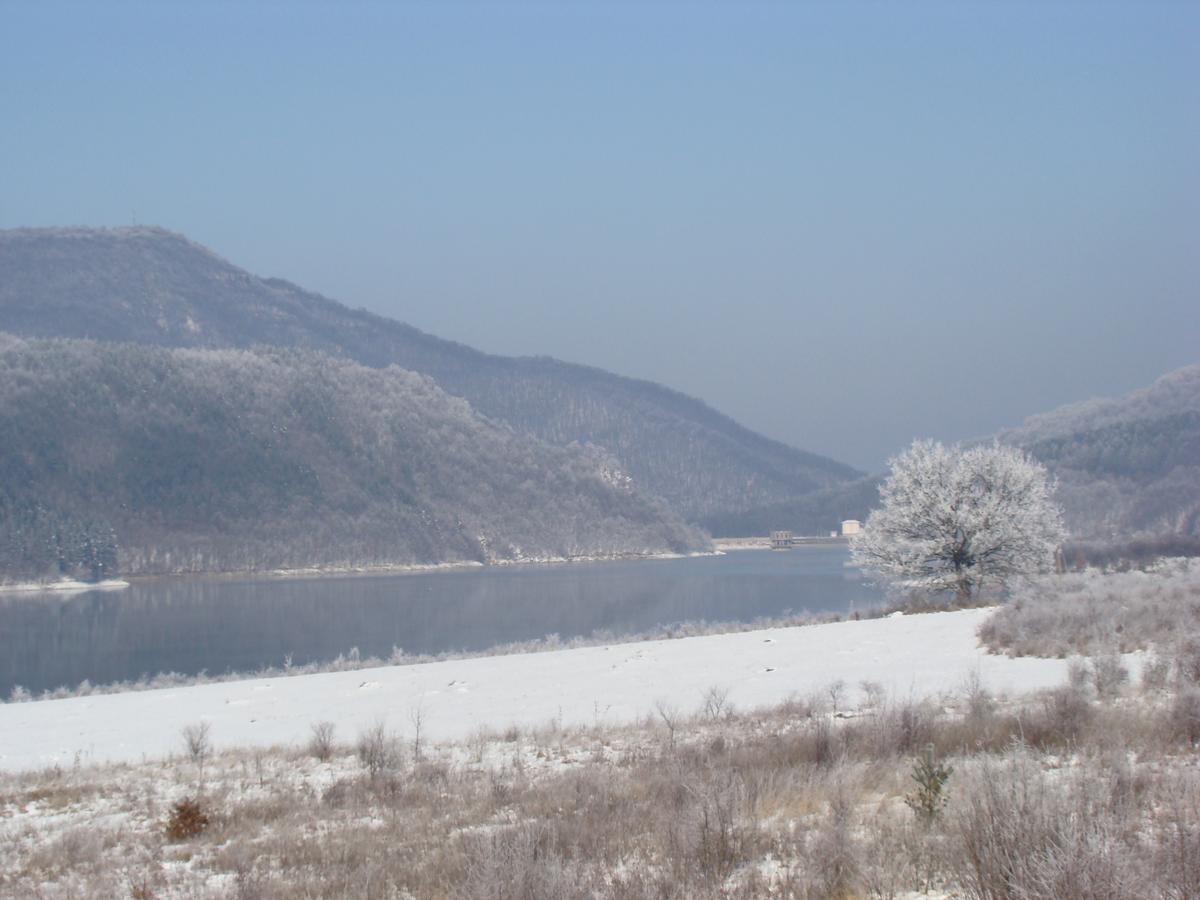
[{"xmin": 0, "ymin": 547, "xmax": 882, "ymax": 695}]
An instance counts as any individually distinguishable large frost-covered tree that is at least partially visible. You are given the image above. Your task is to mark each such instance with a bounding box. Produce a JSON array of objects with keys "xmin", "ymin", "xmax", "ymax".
[{"xmin": 851, "ymin": 440, "xmax": 1065, "ymax": 599}]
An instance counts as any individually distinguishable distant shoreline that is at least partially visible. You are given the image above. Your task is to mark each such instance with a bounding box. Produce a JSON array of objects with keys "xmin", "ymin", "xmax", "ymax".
[
  {"xmin": 714, "ymin": 536, "xmax": 849, "ymax": 551},
  {"xmin": 2, "ymin": 549, "xmax": 724, "ymax": 593},
  {"xmin": 0, "ymin": 578, "xmax": 129, "ymax": 596},
  {"xmin": 144, "ymin": 549, "xmax": 723, "ymax": 585}
]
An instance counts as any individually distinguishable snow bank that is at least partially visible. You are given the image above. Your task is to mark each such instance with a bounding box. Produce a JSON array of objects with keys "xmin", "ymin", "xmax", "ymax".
[{"xmin": 0, "ymin": 608, "xmax": 1072, "ymax": 772}]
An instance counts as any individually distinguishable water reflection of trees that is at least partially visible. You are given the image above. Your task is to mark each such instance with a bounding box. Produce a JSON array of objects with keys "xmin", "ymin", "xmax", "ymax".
[{"xmin": 1, "ymin": 553, "xmax": 880, "ymax": 696}]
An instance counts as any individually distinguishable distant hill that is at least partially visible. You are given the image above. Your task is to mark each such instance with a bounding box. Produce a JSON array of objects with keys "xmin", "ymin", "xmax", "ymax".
[
  {"xmin": 700, "ymin": 477, "xmax": 881, "ymax": 537},
  {"xmin": 0, "ymin": 226, "xmax": 861, "ymax": 522},
  {"xmin": 997, "ymin": 364, "xmax": 1200, "ymax": 539},
  {"xmin": 708, "ymin": 364, "xmax": 1200, "ymax": 541},
  {"xmin": 0, "ymin": 336, "xmax": 706, "ymax": 581}
]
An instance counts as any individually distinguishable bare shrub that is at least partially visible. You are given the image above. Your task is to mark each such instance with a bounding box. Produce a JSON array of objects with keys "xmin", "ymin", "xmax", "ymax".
[
  {"xmin": 1169, "ymin": 688, "xmax": 1200, "ymax": 745},
  {"xmin": 952, "ymin": 753, "xmax": 1141, "ymax": 900},
  {"xmin": 962, "ymin": 670, "xmax": 996, "ymax": 724},
  {"xmin": 1067, "ymin": 657, "xmax": 1091, "ymax": 692},
  {"xmin": 467, "ymin": 728, "xmax": 490, "ymax": 764},
  {"xmin": 685, "ymin": 769, "xmax": 754, "ymax": 882},
  {"xmin": 860, "ymin": 679, "xmax": 887, "ymax": 710},
  {"xmin": 489, "ymin": 768, "xmax": 517, "ymax": 809},
  {"xmin": 806, "ymin": 715, "xmax": 839, "ymax": 768},
  {"xmin": 166, "ymin": 796, "xmax": 209, "ymax": 841},
  {"xmin": 859, "ymin": 815, "xmax": 920, "ymax": 899},
  {"xmin": 828, "ymin": 679, "xmax": 847, "ymax": 713},
  {"xmin": 408, "ymin": 703, "xmax": 426, "ymax": 761},
  {"xmin": 1174, "ymin": 636, "xmax": 1200, "ymax": 685},
  {"xmin": 809, "ymin": 782, "xmax": 861, "ymax": 898},
  {"xmin": 1091, "ymin": 652, "xmax": 1129, "ymax": 699},
  {"xmin": 320, "ymin": 777, "xmax": 362, "ymax": 809},
  {"xmin": 1157, "ymin": 773, "xmax": 1200, "ymax": 899},
  {"xmin": 181, "ymin": 721, "xmax": 212, "ymax": 784},
  {"xmin": 857, "ymin": 698, "xmax": 938, "ymax": 760},
  {"xmin": 412, "ymin": 758, "xmax": 451, "ymax": 790},
  {"xmin": 701, "ymin": 684, "xmax": 732, "ymax": 721},
  {"xmin": 982, "ymin": 563, "xmax": 1200, "ymax": 659},
  {"xmin": 308, "ymin": 721, "xmax": 336, "ymax": 761},
  {"xmin": 127, "ymin": 873, "xmax": 158, "ymax": 900},
  {"xmin": 1030, "ymin": 684, "xmax": 1094, "ymax": 748},
  {"xmin": 878, "ymin": 699, "xmax": 934, "ymax": 756},
  {"xmin": 43, "ymin": 826, "xmax": 106, "ymax": 870},
  {"xmin": 655, "ymin": 699, "xmax": 681, "ymax": 752},
  {"xmin": 461, "ymin": 824, "xmax": 581, "ymax": 900},
  {"xmin": 1142, "ymin": 653, "xmax": 1172, "ymax": 692},
  {"xmin": 356, "ymin": 720, "xmax": 401, "ymax": 778},
  {"xmin": 182, "ymin": 721, "xmax": 212, "ymax": 765}
]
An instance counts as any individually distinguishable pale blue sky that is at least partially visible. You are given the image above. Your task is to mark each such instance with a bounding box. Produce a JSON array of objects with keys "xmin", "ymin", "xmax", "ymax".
[{"xmin": 3, "ymin": 1, "xmax": 1197, "ymax": 469}]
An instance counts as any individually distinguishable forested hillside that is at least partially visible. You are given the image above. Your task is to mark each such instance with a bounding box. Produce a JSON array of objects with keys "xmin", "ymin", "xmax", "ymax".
[
  {"xmin": 0, "ymin": 336, "xmax": 706, "ymax": 581},
  {"xmin": 998, "ymin": 364, "xmax": 1200, "ymax": 539},
  {"xmin": 709, "ymin": 364, "xmax": 1200, "ymax": 541},
  {"xmin": 700, "ymin": 477, "xmax": 881, "ymax": 537},
  {"xmin": 0, "ymin": 227, "xmax": 861, "ymax": 521}
]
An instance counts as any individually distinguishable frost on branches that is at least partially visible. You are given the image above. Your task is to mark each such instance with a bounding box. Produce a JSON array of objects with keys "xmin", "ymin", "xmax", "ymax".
[{"xmin": 851, "ymin": 440, "xmax": 1065, "ymax": 600}]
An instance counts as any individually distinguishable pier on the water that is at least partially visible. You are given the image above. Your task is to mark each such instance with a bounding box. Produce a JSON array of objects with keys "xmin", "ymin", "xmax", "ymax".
[{"xmin": 770, "ymin": 521, "xmax": 861, "ymax": 549}]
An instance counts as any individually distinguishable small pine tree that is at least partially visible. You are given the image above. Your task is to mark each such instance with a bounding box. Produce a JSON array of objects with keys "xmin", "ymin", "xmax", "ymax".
[
  {"xmin": 165, "ymin": 797, "xmax": 209, "ymax": 841},
  {"xmin": 905, "ymin": 744, "xmax": 953, "ymax": 825}
]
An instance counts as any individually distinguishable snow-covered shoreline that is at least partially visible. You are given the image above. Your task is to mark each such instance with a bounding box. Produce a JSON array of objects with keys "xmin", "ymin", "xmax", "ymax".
[
  {"xmin": 713, "ymin": 537, "xmax": 772, "ymax": 550},
  {"xmin": 105, "ymin": 549, "xmax": 724, "ymax": 588},
  {"xmin": 0, "ymin": 577, "xmax": 129, "ymax": 595},
  {"xmin": 0, "ymin": 607, "xmax": 1085, "ymax": 773}
]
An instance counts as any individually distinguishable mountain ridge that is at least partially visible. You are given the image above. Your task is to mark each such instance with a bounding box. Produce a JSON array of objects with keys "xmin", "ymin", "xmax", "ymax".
[
  {"xmin": 996, "ymin": 362, "xmax": 1200, "ymax": 539},
  {"xmin": 0, "ymin": 335, "xmax": 706, "ymax": 581},
  {"xmin": 0, "ymin": 225, "xmax": 862, "ymax": 521},
  {"xmin": 708, "ymin": 363, "xmax": 1200, "ymax": 540}
]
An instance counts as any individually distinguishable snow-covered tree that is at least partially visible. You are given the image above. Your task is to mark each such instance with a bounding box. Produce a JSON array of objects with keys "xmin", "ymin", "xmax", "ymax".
[{"xmin": 851, "ymin": 440, "xmax": 1065, "ymax": 600}]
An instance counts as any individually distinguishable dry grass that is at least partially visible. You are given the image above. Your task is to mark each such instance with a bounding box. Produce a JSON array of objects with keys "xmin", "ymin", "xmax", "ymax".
[{"xmin": 3, "ymin": 664, "xmax": 1200, "ymax": 899}]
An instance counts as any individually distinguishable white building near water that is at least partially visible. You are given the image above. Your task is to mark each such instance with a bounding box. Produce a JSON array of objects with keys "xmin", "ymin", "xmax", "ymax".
[{"xmin": 841, "ymin": 519, "xmax": 862, "ymax": 537}]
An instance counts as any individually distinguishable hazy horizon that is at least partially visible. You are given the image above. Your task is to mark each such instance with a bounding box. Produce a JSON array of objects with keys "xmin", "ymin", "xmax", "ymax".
[{"xmin": 3, "ymin": 1, "xmax": 1196, "ymax": 470}]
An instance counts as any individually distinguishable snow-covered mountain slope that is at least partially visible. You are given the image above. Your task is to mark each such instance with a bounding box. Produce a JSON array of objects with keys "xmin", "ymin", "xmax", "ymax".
[
  {"xmin": 0, "ymin": 336, "xmax": 705, "ymax": 580},
  {"xmin": 997, "ymin": 364, "xmax": 1200, "ymax": 538},
  {"xmin": 0, "ymin": 226, "xmax": 862, "ymax": 522}
]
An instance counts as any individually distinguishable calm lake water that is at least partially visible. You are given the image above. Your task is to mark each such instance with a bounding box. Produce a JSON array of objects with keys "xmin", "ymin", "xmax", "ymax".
[{"xmin": 0, "ymin": 547, "xmax": 883, "ymax": 696}]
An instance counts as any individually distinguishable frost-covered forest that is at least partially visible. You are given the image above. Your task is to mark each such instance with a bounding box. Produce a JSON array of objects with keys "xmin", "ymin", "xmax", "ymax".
[
  {"xmin": 700, "ymin": 476, "xmax": 881, "ymax": 538},
  {"xmin": 0, "ymin": 228, "xmax": 1195, "ymax": 559},
  {"xmin": 999, "ymin": 363, "xmax": 1200, "ymax": 539},
  {"xmin": 0, "ymin": 227, "xmax": 860, "ymax": 522},
  {"xmin": 0, "ymin": 336, "xmax": 706, "ymax": 581},
  {"xmin": 710, "ymin": 366, "xmax": 1200, "ymax": 542}
]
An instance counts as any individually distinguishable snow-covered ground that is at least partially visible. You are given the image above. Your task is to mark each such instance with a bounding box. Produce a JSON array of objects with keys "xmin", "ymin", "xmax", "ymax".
[{"xmin": 0, "ymin": 607, "xmax": 1077, "ymax": 772}]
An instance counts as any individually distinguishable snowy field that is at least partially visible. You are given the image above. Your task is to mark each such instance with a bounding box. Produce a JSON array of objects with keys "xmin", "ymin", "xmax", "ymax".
[{"xmin": 0, "ymin": 607, "xmax": 1082, "ymax": 772}]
